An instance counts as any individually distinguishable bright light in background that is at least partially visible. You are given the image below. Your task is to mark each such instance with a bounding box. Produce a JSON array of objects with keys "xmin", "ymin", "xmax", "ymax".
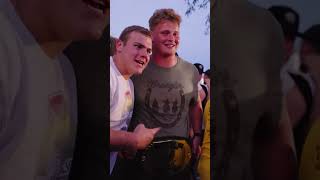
[{"xmin": 110, "ymin": 0, "xmax": 210, "ymax": 71}]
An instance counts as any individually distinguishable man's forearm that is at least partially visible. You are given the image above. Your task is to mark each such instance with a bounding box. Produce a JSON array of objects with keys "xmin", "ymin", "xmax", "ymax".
[
  {"xmin": 109, "ymin": 129, "xmax": 137, "ymax": 152},
  {"xmin": 189, "ymin": 102, "xmax": 203, "ymax": 135}
]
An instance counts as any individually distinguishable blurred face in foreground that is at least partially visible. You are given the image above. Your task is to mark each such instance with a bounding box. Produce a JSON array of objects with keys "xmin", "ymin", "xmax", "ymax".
[{"xmin": 15, "ymin": 0, "xmax": 109, "ymax": 41}]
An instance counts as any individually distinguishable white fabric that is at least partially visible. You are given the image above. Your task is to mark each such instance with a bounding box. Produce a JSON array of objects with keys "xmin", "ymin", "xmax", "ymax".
[
  {"xmin": 198, "ymin": 82, "xmax": 202, "ymax": 91},
  {"xmin": 281, "ymin": 52, "xmax": 315, "ymax": 96},
  {"xmin": 281, "ymin": 52, "xmax": 301, "ymax": 94},
  {"xmin": 0, "ymin": 0, "xmax": 77, "ymax": 179},
  {"xmin": 109, "ymin": 57, "xmax": 134, "ymax": 174}
]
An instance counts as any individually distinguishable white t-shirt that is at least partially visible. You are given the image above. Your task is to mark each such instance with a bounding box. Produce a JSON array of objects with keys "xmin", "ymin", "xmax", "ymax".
[
  {"xmin": 0, "ymin": 0, "xmax": 77, "ymax": 179},
  {"xmin": 109, "ymin": 57, "xmax": 134, "ymax": 174},
  {"xmin": 281, "ymin": 52, "xmax": 300, "ymax": 94},
  {"xmin": 281, "ymin": 52, "xmax": 315, "ymax": 96}
]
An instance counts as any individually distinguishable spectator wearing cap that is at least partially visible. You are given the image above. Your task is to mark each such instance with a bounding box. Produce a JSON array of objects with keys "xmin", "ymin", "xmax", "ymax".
[
  {"xmin": 298, "ymin": 24, "xmax": 320, "ymax": 104},
  {"xmin": 292, "ymin": 24, "xmax": 320, "ymax": 180},
  {"xmin": 286, "ymin": 25, "xmax": 320, "ymax": 131},
  {"xmin": 299, "ymin": 24, "xmax": 320, "ymax": 70},
  {"xmin": 194, "ymin": 63, "xmax": 209, "ymax": 110},
  {"xmin": 268, "ymin": 5, "xmax": 305, "ymax": 94},
  {"xmin": 297, "ymin": 24, "xmax": 320, "ymax": 86},
  {"xmin": 268, "ymin": 5, "xmax": 300, "ymax": 61},
  {"xmin": 194, "ymin": 63, "xmax": 204, "ymax": 81},
  {"xmin": 269, "ymin": 6, "xmax": 316, "ymax": 144},
  {"xmin": 204, "ymin": 69, "xmax": 211, "ymax": 98}
]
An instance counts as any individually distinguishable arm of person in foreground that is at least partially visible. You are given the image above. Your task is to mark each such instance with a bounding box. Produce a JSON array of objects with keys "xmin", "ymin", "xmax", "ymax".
[{"xmin": 252, "ymin": 98, "xmax": 298, "ymax": 180}]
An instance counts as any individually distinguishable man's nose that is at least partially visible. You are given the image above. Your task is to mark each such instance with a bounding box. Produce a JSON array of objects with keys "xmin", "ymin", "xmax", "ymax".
[
  {"xmin": 138, "ymin": 48, "xmax": 149, "ymax": 59},
  {"xmin": 166, "ymin": 33, "xmax": 175, "ymax": 41}
]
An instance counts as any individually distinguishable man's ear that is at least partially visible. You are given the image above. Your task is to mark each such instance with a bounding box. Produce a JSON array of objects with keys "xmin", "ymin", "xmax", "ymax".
[{"xmin": 115, "ymin": 39, "xmax": 123, "ymax": 52}]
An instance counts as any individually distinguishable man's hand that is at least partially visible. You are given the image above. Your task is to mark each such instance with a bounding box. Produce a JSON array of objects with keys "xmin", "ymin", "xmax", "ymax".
[
  {"xmin": 133, "ymin": 124, "xmax": 161, "ymax": 150},
  {"xmin": 118, "ymin": 124, "xmax": 160, "ymax": 159},
  {"xmin": 192, "ymin": 136, "xmax": 202, "ymax": 158}
]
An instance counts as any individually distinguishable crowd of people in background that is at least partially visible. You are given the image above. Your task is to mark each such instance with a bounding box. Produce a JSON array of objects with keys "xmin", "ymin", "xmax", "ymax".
[{"xmin": 269, "ymin": 5, "xmax": 320, "ymax": 180}]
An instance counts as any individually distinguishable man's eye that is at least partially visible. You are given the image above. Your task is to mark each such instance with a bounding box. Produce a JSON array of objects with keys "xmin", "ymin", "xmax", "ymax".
[
  {"xmin": 134, "ymin": 44, "xmax": 144, "ymax": 49},
  {"xmin": 161, "ymin": 31, "xmax": 170, "ymax": 35}
]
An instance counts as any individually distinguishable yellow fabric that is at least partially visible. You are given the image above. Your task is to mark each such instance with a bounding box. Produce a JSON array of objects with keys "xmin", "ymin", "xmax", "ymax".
[
  {"xmin": 171, "ymin": 140, "xmax": 192, "ymax": 169},
  {"xmin": 299, "ymin": 118, "xmax": 320, "ymax": 180},
  {"xmin": 198, "ymin": 155, "xmax": 210, "ymax": 180},
  {"xmin": 197, "ymin": 100, "xmax": 210, "ymax": 180}
]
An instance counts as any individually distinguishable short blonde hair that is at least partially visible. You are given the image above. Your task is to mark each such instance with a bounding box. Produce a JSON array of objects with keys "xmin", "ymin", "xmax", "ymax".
[{"xmin": 149, "ymin": 9, "xmax": 182, "ymax": 31}]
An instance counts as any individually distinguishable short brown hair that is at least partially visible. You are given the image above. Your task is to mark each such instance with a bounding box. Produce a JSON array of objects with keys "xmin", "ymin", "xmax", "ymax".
[
  {"xmin": 149, "ymin": 9, "xmax": 182, "ymax": 31},
  {"xmin": 110, "ymin": 36, "xmax": 117, "ymax": 56},
  {"xmin": 119, "ymin": 25, "xmax": 151, "ymax": 45}
]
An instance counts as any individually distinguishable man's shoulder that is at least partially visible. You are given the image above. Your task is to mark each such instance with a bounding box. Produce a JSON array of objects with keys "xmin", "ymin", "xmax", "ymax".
[
  {"xmin": 177, "ymin": 56, "xmax": 189, "ymax": 64},
  {"xmin": 177, "ymin": 57, "xmax": 196, "ymax": 70}
]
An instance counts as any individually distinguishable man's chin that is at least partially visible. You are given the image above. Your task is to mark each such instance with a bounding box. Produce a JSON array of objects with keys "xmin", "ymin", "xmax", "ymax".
[{"xmin": 134, "ymin": 69, "xmax": 144, "ymax": 75}]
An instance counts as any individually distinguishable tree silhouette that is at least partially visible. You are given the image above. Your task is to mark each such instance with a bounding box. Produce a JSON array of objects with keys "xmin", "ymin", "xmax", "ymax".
[{"xmin": 185, "ymin": 0, "xmax": 211, "ymax": 34}]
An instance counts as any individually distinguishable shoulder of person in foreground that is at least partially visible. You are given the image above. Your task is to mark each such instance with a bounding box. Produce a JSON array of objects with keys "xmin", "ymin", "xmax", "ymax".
[{"xmin": 249, "ymin": 5, "xmax": 297, "ymax": 180}]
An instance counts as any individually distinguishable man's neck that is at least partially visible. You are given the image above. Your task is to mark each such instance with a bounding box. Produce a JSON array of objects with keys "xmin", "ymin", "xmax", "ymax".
[
  {"xmin": 112, "ymin": 55, "xmax": 131, "ymax": 80},
  {"xmin": 10, "ymin": 0, "xmax": 69, "ymax": 58},
  {"xmin": 152, "ymin": 53, "xmax": 177, "ymax": 68}
]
